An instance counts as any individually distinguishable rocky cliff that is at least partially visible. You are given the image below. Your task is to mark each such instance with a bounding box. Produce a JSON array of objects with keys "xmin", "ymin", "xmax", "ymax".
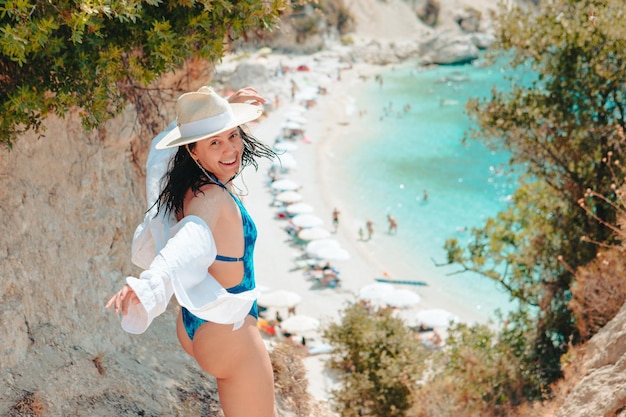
[{"xmin": 0, "ymin": 68, "xmax": 236, "ymax": 414}]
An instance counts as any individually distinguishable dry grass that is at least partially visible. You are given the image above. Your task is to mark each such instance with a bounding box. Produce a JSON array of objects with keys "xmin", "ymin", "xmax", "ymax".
[
  {"xmin": 270, "ymin": 341, "xmax": 315, "ymax": 417},
  {"xmin": 9, "ymin": 391, "xmax": 45, "ymax": 417},
  {"xmin": 92, "ymin": 353, "xmax": 106, "ymax": 376},
  {"xmin": 573, "ymin": 162, "xmax": 626, "ymax": 341},
  {"xmin": 569, "ymin": 248, "xmax": 626, "ymax": 341},
  {"xmin": 270, "ymin": 343, "xmax": 336, "ymax": 417},
  {"xmin": 175, "ymin": 376, "xmax": 224, "ymax": 417}
]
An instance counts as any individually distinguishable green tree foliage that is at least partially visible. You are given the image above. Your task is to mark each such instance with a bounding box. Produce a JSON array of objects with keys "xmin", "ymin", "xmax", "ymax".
[
  {"xmin": 445, "ymin": 0, "xmax": 626, "ymax": 391},
  {"xmin": 322, "ymin": 302, "xmax": 427, "ymax": 417},
  {"xmin": 0, "ymin": 0, "xmax": 288, "ymax": 148}
]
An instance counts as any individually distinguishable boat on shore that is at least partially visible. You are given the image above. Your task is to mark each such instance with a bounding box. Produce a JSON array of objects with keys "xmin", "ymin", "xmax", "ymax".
[{"xmin": 375, "ymin": 277, "xmax": 428, "ymax": 286}]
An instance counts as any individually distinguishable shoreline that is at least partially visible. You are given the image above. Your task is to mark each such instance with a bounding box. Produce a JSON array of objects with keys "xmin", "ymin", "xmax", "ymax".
[
  {"xmin": 309, "ymin": 63, "xmax": 495, "ymax": 324},
  {"xmin": 313, "ymin": 58, "xmax": 519, "ymax": 322}
]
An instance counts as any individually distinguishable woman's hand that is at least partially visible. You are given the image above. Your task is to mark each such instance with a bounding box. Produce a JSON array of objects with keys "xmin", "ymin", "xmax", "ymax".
[
  {"xmin": 105, "ymin": 284, "xmax": 140, "ymax": 316},
  {"xmin": 228, "ymin": 87, "xmax": 266, "ymax": 106}
]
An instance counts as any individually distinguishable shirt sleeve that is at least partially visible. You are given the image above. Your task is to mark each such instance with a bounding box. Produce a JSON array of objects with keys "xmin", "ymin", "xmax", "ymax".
[
  {"xmin": 120, "ymin": 254, "xmax": 173, "ymax": 334},
  {"xmin": 120, "ymin": 216, "xmax": 217, "ymax": 334}
]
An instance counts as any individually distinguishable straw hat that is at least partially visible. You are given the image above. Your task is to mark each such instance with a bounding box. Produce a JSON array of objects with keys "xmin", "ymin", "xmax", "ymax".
[{"xmin": 155, "ymin": 86, "xmax": 263, "ymax": 150}]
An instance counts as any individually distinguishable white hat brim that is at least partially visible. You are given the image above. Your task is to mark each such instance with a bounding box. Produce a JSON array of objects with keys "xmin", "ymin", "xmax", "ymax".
[{"xmin": 155, "ymin": 103, "xmax": 263, "ymax": 150}]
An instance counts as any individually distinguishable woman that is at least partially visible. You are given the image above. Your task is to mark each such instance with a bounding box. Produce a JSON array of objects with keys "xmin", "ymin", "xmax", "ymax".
[{"xmin": 106, "ymin": 86, "xmax": 277, "ymax": 416}]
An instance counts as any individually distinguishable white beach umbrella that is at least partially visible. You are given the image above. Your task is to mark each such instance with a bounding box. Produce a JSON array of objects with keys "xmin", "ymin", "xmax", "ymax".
[
  {"xmin": 279, "ymin": 315, "xmax": 320, "ymax": 334},
  {"xmin": 270, "ymin": 178, "xmax": 300, "ymax": 191},
  {"xmin": 358, "ymin": 282, "xmax": 395, "ymax": 301},
  {"xmin": 272, "ymin": 153, "xmax": 297, "ymax": 169},
  {"xmin": 297, "ymin": 227, "xmax": 331, "ymax": 241},
  {"xmin": 273, "ymin": 141, "xmax": 299, "ymax": 152},
  {"xmin": 286, "ymin": 202, "xmax": 314, "ymax": 215},
  {"xmin": 291, "ymin": 214, "xmax": 324, "ymax": 228},
  {"xmin": 275, "ymin": 191, "xmax": 303, "ymax": 203},
  {"xmin": 415, "ymin": 308, "xmax": 459, "ymax": 328},
  {"xmin": 286, "ymin": 114, "xmax": 307, "ymax": 124},
  {"xmin": 307, "ymin": 343, "xmax": 333, "ymax": 355},
  {"xmin": 283, "ymin": 121, "xmax": 304, "ymax": 130},
  {"xmin": 305, "ymin": 239, "xmax": 341, "ymax": 256},
  {"xmin": 296, "ymin": 86, "xmax": 318, "ymax": 101},
  {"xmin": 382, "ymin": 289, "xmax": 422, "ymax": 308},
  {"xmin": 286, "ymin": 105, "xmax": 308, "ymax": 114},
  {"xmin": 284, "ymin": 110, "xmax": 302, "ymax": 118},
  {"xmin": 315, "ymin": 246, "xmax": 350, "ymax": 261},
  {"xmin": 258, "ymin": 290, "xmax": 302, "ymax": 308}
]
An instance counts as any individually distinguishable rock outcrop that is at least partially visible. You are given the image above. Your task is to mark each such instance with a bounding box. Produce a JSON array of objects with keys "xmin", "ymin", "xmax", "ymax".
[
  {"xmin": 552, "ymin": 304, "xmax": 626, "ymax": 417},
  {"xmin": 0, "ymin": 71, "xmax": 232, "ymax": 415},
  {"xmin": 343, "ymin": 0, "xmax": 498, "ymax": 66},
  {"xmin": 419, "ymin": 30, "xmax": 481, "ymax": 65}
]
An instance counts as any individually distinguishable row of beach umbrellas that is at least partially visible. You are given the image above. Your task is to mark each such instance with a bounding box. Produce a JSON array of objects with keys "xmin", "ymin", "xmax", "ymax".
[
  {"xmin": 357, "ymin": 282, "xmax": 458, "ymax": 328},
  {"xmin": 272, "ymin": 189, "xmax": 336, "ymax": 244},
  {"xmin": 357, "ymin": 282, "xmax": 422, "ymax": 308},
  {"xmin": 257, "ymin": 283, "xmax": 456, "ymax": 332},
  {"xmin": 268, "ymin": 126, "xmax": 351, "ymax": 261},
  {"xmin": 254, "ymin": 105, "xmax": 339, "ymax": 337},
  {"xmin": 257, "ymin": 283, "xmax": 455, "ymax": 330}
]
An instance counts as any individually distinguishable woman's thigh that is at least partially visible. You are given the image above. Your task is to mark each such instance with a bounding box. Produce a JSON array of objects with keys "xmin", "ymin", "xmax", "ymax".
[
  {"xmin": 191, "ymin": 315, "xmax": 272, "ymax": 379},
  {"xmin": 180, "ymin": 315, "xmax": 276, "ymax": 416}
]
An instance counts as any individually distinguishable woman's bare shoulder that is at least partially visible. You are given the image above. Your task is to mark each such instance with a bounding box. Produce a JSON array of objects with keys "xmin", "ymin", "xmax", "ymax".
[{"xmin": 184, "ymin": 185, "xmax": 230, "ymax": 227}]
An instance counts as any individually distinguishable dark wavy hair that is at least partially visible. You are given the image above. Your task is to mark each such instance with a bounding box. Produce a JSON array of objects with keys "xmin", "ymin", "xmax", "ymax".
[{"xmin": 156, "ymin": 126, "xmax": 276, "ymax": 218}]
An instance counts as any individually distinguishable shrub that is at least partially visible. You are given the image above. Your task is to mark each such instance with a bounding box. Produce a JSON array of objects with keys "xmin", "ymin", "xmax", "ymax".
[
  {"xmin": 340, "ymin": 35, "xmax": 355, "ymax": 46},
  {"xmin": 322, "ymin": 302, "xmax": 427, "ymax": 417},
  {"xmin": 569, "ymin": 248, "xmax": 626, "ymax": 341}
]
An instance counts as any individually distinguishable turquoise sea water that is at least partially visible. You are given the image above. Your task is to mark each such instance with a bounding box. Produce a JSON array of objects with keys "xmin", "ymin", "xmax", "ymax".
[{"xmin": 329, "ymin": 57, "xmax": 528, "ymax": 319}]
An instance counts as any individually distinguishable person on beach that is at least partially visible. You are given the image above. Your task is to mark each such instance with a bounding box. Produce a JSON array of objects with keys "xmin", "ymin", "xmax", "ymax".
[
  {"xmin": 366, "ymin": 219, "xmax": 374, "ymax": 240},
  {"xmin": 290, "ymin": 79, "xmax": 298, "ymax": 101},
  {"xmin": 332, "ymin": 207, "xmax": 340, "ymax": 231},
  {"xmin": 106, "ymin": 86, "xmax": 277, "ymax": 417},
  {"xmin": 387, "ymin": 214, "xmax": 398, "ymax": 235}
]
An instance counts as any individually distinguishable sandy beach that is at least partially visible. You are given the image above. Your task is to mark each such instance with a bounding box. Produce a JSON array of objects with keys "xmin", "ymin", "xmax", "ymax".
[{"xmin": 220, "ymin": 51, "xmax": 492, "ymax": 401}]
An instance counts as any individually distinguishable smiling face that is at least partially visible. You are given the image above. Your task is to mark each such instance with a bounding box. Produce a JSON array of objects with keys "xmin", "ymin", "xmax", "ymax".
[{"xmin": 190, "ymin": 127, "xmax": 244, "ymax": 183}]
